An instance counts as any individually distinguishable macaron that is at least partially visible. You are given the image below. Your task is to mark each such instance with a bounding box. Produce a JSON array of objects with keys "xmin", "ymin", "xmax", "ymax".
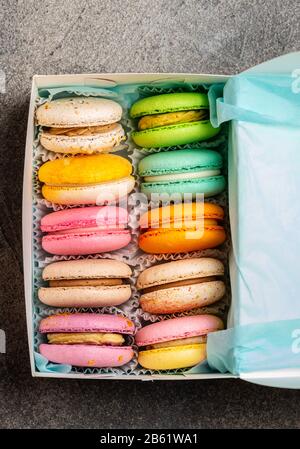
[
  {"xmin": 130, "ymin": 92, "xmax": 220, "ymax": 148},
  {"xmin": 41, "ymin": 206, "xmax": 131, "ymax": 255},
  {"xmin": 138, "ymin": 149, "xmax": 225, "ymax": 198},
  {"xmin": 36, "ymin": 97, "xmax": 125, "ymax": 154},
  {"xmin": 38, "ymin": 259, "xmax": 132, "ymax": 308},
  {"xmin": 137, "ymin": 258, "xmax": 225, "ymax": 314},
  {"xmin": 139, "ymin": 202, "xmax": 226, "ymax": 254},
  {"xmin": 38, "ymin": 153, "xmax": 135, "ymax": 206},
  {"xmin": 136, "ymin": 315, "xmax": 223, "ymax": 370},
  {"xmin": 39, "ymin": 313, "xmax": 135, "ymax": 368}
]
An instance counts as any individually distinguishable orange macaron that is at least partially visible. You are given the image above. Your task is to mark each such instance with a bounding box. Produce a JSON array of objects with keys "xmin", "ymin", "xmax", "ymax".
[{"xmin": 138, "ymin": 202, "xmax": 226, "ymax": 254}]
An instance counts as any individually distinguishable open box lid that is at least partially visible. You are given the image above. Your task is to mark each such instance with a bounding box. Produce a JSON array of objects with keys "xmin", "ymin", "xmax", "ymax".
[{"xmin": 206, "ymin": 52, "xmax": 300, "ymax": 388}]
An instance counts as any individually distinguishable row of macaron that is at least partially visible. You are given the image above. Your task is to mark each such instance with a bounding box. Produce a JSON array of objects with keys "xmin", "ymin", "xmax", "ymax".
[
  {"xmin": 36, "ymin": 92, "xmax": 220, "ymax": 154},
  {"xmin": 40, "ymin": 203, "xmax": 226, "ymax": 256},
  {"xmin": 39, "ymin": 257, "xmax": 225, "ymax": 314},
  {"xmin": 39, "ymin": 312, "xmax": 224, "ymax": 371},
  {"xmin": 38, "ymin": 150, "xmax": 225, "ymax": 206},
  {"xmin": 38, "ymin": 257, "xmax": 226, "ymax": 371},
  {"xmin": 36, "ymin": 92, "xmax": 224, "ymax": 207}
]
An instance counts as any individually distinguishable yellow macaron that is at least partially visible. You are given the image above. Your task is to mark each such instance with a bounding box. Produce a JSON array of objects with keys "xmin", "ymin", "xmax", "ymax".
[
  {"xmin": 136, "ymin": 315, "xmax": 223, "ymax": 370},
  {"xmin": 138, "ymin": 344, "xmax": 207, "ymax": 371},
  {"xmin": 38, "ymin": 154, "xmax": 135, "ymax": 205},
  {"xmin": 139, "ymin": 202, "xmax": 226, "ymax": 254}
]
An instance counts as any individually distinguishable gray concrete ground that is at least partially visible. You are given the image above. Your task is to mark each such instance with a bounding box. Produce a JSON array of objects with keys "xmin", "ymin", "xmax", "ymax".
[{"xmin": 0, "ymin": 0, "xmax": 300, "ymax": 429}]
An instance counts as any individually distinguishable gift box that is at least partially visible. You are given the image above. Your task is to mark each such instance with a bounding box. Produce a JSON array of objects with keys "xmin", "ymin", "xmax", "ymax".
[{"xmin": 23, "ymin": 52, "xmax": 300, "ymax": 387}]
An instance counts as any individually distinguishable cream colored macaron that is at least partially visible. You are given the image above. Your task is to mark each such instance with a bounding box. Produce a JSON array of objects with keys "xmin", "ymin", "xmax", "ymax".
[
  {"xmin": 36, "ymin": 97, "xmax": 125, "ymax": 154},
  {"xmin": 137, "ymin": 258, "xmax": 225, "ymax": 314},
  {"xmin": 38, "ymin": 259, "xmax": 132, "ymax": 307}
]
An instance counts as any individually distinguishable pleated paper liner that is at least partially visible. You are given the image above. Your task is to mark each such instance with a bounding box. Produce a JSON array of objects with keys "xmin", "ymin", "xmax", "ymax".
[{"xmin": 136, "ymin": 82, "xmax": 208, "ymax": 97}]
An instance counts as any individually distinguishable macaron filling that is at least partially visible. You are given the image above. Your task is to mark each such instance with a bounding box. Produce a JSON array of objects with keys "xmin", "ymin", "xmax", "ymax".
[
  {"xmin": 40, "ymin": 207, "xmax": 129, "ymax": 233},
  {"xmin": 145, "ymin": 336, "xmax": 207, "ymax": 350},
  {"xmin": 43, "ymin": 229, "xmax": 130, "ymax": 242},
  {"xmin": 143, "ymin": 169, "xmax": 221, "ymax": 183},
  {"xmin": 41, "ymin": 177, "xmax": 133, "ymax": 188},
  {"xmin": 45, "ymin": 123, "xmax": 123, "ymax": 137},
  {"xmin": 141, "ymin": 275, "xmax": 220, "ymax": 294},
  {"xmin": 140, "ymin": 203, "xmax": 225, "ymax": 230},
  {"xmin": 47, "ymin": 332, "xmax": 125, "ymax": 346},
  {"xmin": 144, "ymin": 218, "xmax": 220, "ymax": 231},
  {"xmin": 47, "ymin": 225, "xmax": 127, "ymax": 235},
  {"xmin": 138, "ymin": 110, "xmax": 208, "ymax": 130},
  {"xmin": 48, "ymin": 278, "xmax": 125, "ymax": 287}
]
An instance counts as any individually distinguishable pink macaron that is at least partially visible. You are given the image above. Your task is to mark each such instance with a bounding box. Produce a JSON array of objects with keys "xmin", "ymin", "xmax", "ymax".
[
  {"xmin": 39, "ymin": 313, "xmax": 135, "ymax": 368},
  {"xmin": 135, "ymin": 315, "xmax": 223, "ymax": 370},
  {"xmin": 41, "ymin": 206, "xmax": 131, "ymax": 255}
]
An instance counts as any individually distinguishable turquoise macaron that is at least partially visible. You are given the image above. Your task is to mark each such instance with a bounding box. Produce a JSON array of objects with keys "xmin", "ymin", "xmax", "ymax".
[
  {"xmin": 138, "ymin": 149, "xmax": 225, "ymax": 198},
  {"xmin": 130, "ymin": 93, "xmax": 220, "ymax": 149}
]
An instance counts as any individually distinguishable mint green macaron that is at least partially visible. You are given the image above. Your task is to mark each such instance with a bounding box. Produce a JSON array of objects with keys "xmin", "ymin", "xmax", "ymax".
[
  {"xmin": 138, "ymin": 149, "xmax": 225, "ymax": 198},
  {"xmin": 130, "ymin": 92, "xmax": 220, "ymax": 149}
]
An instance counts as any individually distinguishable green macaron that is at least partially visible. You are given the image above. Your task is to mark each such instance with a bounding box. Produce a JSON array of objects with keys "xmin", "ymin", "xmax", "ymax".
[
  {"xmin": 138, "ymin": 149, "xmax": 225, "ymax": 198},
  {"xmin": 130, "ymin": 92, "xmax": 220, "ymax": 149}
]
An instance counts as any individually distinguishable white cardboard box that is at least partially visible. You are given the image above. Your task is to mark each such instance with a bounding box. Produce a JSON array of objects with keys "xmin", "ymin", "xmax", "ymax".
[{"xmin": 23, "ymin": 65, "xmax": 300, "ymax": 387}]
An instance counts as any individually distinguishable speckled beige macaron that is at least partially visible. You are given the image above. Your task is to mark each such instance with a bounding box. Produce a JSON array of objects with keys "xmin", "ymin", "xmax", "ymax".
[
  {"xmin": 137, "ymin": 258, "xmax": 225, "ymax": 314},
  {"xmin": 36, "ymin": 97, "xmax": 125, "ymax": 154},
  {"xmin": 38, "ymin": 259, "xmax": 132, "ymax": 307}
]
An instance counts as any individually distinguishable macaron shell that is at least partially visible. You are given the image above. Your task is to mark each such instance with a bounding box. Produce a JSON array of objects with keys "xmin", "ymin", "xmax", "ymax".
[
  {"xmin": 135, "ymin": 315, "xmax": 223, "ymax": 347},
  {"xmin": 132, "ymin": 121, "xmax": 220, "ymax": 149},
  {"xmin": 138, "ymin": 344, "xmax": 206, "ymax": 370},
  {"xmin": 140, "ymin": 280, "xmax": 225, "ymax": 314},
  {"xmin": 38, "ymin": 154, "xmax": 132, "ymax": 185},
  {"xmin": 137, "ymin": 258, "xmax": 224, "ymax": 289},
  {"xmin": 141, "ymin": 175, "xmax": 225, "ymax": 198},
  {"xmin": 42, "ymin": 229, "xmax": 131, "ymax": 255},
  {"xmin": 41, "ymin": 176, "xmax": 135, "ymax": 206},
  {"xmin": 36, "ymin": 97, "xmax": 122, "ymax": 127},
  {"xmin": 138, "ymin": 226, "xmax": 226, "ymax": 254},
  {"xmin": 40, "ymin": 123, "xmax": 125, "ymax": 154},
  {"xmin": 130, "ymin": 93, "xmax": 209, "ymax": 118},
  {"xmin": 41, "ymin": 206, "xmax": 128, "ymax": 233},
  {"xmin": 40, "ymin": 344, "xmax": 133, "ymax": 368},
  {"xmin": 138, "ymin": 149, "xmax": 222, "ymax": 176},
  {"xmin": 42, "ymin": 259, "xmax": 132, "ymax": 280},
  {"xmin": 39, "ymin": 313, "xmax": 135, "ymax": 334},
  {"xmin": 38, "ymin": 285, "xmax": 132, "ymax": 308}
]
